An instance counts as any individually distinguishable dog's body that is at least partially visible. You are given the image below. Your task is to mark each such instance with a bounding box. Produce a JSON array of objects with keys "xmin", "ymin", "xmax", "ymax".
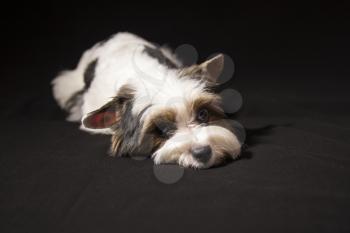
[{"xmin": 52, "ymin": 32, "xmax": 241, "ymax": 168}]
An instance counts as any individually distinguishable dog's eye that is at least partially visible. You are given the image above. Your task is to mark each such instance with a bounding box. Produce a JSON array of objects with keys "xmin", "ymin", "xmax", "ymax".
[
  {"xmin": 197, "ymin": 108, "xmax": 209, "ymax": 123},
  {"xmin": 154, "ymin": 120, "xmax": 176, "ymax": 138}
]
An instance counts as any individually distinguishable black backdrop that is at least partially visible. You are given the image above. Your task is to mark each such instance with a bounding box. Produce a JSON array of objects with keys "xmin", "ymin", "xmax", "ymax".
[{"xmin": 1, "ymin": 2, "xmax": 350, "ymax": 233}]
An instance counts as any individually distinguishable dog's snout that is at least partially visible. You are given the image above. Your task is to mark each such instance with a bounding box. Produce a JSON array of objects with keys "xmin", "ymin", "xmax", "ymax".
[{"xmin": 191, "ymin": 145, "xmax": 212, "ymax": 163}]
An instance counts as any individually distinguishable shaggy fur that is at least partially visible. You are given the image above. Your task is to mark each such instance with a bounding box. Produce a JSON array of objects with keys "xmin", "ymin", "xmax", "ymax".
[{"xmin": 52, "ymin": 32, "xmax": 241, "ymax": 168}]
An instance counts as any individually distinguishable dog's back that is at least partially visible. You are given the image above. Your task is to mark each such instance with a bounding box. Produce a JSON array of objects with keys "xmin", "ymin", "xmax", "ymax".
[{"xmin": 52, "ymin": 32, "xmax": 180, "ymax": 125}]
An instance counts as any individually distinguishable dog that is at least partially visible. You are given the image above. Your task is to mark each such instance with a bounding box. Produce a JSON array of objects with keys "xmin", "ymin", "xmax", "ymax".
[{"xmin": 52, "ymin": 32, "xmax": 241, "ymax": 168}]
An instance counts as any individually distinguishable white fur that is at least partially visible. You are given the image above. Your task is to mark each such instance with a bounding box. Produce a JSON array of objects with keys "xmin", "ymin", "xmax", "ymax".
[
  {"xmin": 153, "ymin": 126, "xmax": 241, "ymax": 168},
  {"xmin": 53, "ymin": 32, "xmax": 200, "ymax": 132},
  {"xmin": 52, "ymin": 32, "xmax": 241, "ymax": 168}
]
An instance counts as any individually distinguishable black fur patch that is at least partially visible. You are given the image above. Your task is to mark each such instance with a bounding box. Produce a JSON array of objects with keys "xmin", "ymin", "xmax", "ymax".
[
  {"xmin": 109, "ymin": 85, "xmax": 152, "ymax": 157},
  {"xmin": 113, "ymin": 102, "xmax": 152, "ymax": 157},
  {"xmin": 84, "ymin": 59, "xmax": 98, "ymax": 89},
  {"xmin": 143, "ymin": 45, "xmax": 178, "ymax": 69}
]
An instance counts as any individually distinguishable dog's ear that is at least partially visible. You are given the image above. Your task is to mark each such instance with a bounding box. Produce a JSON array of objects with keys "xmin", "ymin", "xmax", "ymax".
[
  {"xmin": 82, "ymin": 100, "xmax": 121, "ymax": 129},
  {"xmin": 198, "ymin": 54, "xmax": 224, "ymax": 83},
  {"xmin": 180, "ymin": 54, "xmax": 224, "ymax": 83},
  {"xmin": 82, "ymin": 85, "xmax": 134, "ymax": 129}
]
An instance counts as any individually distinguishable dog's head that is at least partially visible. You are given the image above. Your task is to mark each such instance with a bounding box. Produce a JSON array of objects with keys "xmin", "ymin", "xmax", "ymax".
[{"xmin": 82, "ymin": 54, "xmax": 241, "ymax": 168}]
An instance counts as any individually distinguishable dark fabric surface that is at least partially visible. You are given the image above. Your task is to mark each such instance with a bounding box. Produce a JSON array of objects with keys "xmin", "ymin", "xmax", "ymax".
[{"xmin": 1, "ymin": 3, "xmax": 350, "ymax": 233}]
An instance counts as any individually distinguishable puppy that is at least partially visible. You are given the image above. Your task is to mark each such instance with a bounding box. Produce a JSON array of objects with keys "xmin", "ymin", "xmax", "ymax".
[{"xmin": 52, "ymin": 32, "xmax": 241, "ymax": 168}]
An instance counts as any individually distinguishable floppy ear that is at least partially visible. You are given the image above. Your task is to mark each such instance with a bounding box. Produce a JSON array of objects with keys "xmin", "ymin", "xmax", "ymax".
[
  {"xmin": 198, "ymin": 54, "xmax": 225, "ymax": 83},
  {"xmin": 82, "ymin": 100, "xmax": 121, "ymax": 129},
  {"xmin": 82, "ymin": 84, "xmax": 135, "ymax": 129}
]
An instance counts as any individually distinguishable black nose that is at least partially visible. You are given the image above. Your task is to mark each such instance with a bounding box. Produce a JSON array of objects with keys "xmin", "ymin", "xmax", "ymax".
[{"xmin": 191, "ymin": 145, "xmax": 212, "ymax": 163}]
